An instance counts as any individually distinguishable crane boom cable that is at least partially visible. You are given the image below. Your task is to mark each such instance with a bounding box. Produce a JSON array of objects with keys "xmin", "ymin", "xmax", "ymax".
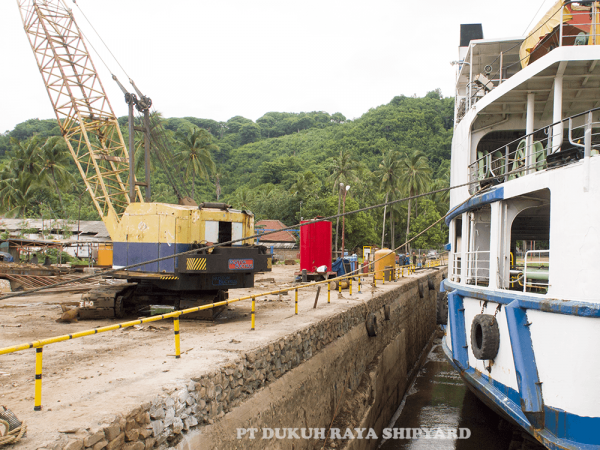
[
  {"xmin": 70, "ymin": 0, "xmax": 131, "ymax": 81},
  {"xmin": 0, "ymin": 167, "xmax": 515, "ymax": 301}
]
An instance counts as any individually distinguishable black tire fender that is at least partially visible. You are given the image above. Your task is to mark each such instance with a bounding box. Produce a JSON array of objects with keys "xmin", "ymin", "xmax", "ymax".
[
  {"xmin": 428, "ymin": 277, "xmax": 435, "ymax": 290},
  {"xmin": 384, "ymin": 304, "xmax": 391, "ymax": 321},
  {"xmin": 436, "ymin": 291, "xmax": 448, "ymax": 325},
  {"xmin": 366, "ymin": 312, "xmax": 378, "ymax": 337},
  {"xmin": 418, "ymin": 283, "xmax": 424, "ymax": 298},
  {"xmin": 471, "ymin": 314, "xmax": 500, "ymax": 360}
]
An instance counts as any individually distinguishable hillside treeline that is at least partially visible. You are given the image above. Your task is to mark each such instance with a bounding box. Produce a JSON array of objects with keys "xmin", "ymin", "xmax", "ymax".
[{"xmin": 0, "ymin": 89, "xmax": 453, "ymax": 252}]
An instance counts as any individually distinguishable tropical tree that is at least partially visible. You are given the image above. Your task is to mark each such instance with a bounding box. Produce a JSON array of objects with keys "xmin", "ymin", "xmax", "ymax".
[
  {"xmin": 375, "ymin": 150, "xmax": 402, "ymax": 248},
  {"xmin": 39, "ymin": 136, "xmax": 75, "ymax": 213},
  {"xmin": 177, "ymin": 127, "xmax": 217, "ymax": 201},
  {"xmin": 398, "ymin": 150, "xmax": 432, "ymax": 251},
  {"xmin": 328, "ymin": 148, "xmax": 362, "ymax": 254}
]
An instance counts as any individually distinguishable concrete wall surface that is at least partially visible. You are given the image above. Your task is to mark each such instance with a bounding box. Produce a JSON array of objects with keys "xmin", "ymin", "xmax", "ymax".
[
  {"xmin": 179, "ymin": 270, "xmax": 443, "ymax": 450},
  {"xmin": 35, "ymin": 269, "xmax": 444, "ymax": 450}
]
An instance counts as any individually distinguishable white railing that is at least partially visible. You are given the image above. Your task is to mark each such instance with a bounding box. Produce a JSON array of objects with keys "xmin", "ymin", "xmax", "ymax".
[
  {"xmin": 451, "ymin": 254, "xmax": 462, "ymax": 282},
  {"xmin": 465, "ymin": 250, "xmax": 490, "ymax": 286},
  {"xmin": 469, "ymin": 108, "xmax": 600, "ymax": 194},
  {"xmin": 523, "ymin": 250, "xmax": 550, "ymax": 293}
]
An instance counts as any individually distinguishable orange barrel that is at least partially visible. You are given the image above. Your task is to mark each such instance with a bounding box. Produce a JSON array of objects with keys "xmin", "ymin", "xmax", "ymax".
[{"xmin": 374, "ymin": 249, "xmax": 395, "ymax": 280}]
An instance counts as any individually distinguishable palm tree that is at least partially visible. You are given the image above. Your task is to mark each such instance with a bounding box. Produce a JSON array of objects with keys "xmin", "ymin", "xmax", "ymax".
[
  {"xmin": 398, "ymin": 151, "xmax": 431, "ymax": 251},
  {"xmin": 328, "ymin": 149, "xmax": 362, "ymax": 255},
  {"xmin": 39, "ymin": 136, "xmax": 75, "ymax": 213},
  {"xmin": 0, "ymin": 171, "xmax": 37, "ymax": 217},
  {"xmin": 230, "ymin": 188, "xmax": 253, "ymax": 210},
  {"xmin": 177, "ymin": 127, "xmax": 217, "ymax": 201},
  {"xmin": 375, "ymin": 150, "xmax": 402, "ymax": 248}
]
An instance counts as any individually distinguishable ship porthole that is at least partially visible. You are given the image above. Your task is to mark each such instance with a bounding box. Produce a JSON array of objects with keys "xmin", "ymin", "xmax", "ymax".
[{"xmin": 470, "ymin": 314, "xmax": 500, "ymax": 360}]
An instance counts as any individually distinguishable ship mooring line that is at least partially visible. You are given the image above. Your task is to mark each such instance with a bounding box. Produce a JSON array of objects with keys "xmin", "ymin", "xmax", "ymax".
[{"xmin": 0, "ymin": 170, "xmax": 504, "ymax": 301}]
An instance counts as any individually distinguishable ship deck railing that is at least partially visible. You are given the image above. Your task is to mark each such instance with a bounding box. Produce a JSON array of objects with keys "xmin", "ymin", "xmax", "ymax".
[
  {"xmin": 468, "ymin": 107, "xmax": 600, "ymax": 194},
  {"xmin": 452, "ymin": 251, "xmax": 490, "ymax": 286},
  {"xmin": 459, "ymin": 1, "xmax": 600, "ymax": 113}
]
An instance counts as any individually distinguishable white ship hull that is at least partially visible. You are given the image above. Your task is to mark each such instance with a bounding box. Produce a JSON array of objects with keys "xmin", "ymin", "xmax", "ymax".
[{"xmin": 444, "ymin": 7, "xmax": 600, "ymax": 448}]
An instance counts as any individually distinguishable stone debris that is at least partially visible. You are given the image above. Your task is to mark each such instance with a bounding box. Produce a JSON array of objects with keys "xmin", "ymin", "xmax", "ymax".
[{"xmin": 32, "ymin": 277, "xmax": 435, "ymax": 450}]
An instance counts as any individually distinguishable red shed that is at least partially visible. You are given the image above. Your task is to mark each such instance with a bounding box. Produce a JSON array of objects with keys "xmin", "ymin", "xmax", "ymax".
[{"xmin": 300, "ymin": 218, "xmax": 332, "ymax": 273}]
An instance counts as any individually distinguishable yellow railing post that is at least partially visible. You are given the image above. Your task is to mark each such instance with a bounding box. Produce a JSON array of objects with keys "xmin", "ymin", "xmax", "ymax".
[
  {"xmin": 373, "ymin": 273, "xmax": 377, "ymax": 288},
  {"xmin": 251, "ymin": 296, "xmax": 256, "ymax": 330},
  {"xmin": 339, "ymin": 280, "xmax": 342, "ymax": 295},
  {"xmin": 295, "ymin": 289, "xmax": 298, "ymax": 315},
  {"xmin": 358, "ymin": 276, "xmax": 362, "ymax": 294},
  {"xmin": 174, "ymin": 317, "xmax": 181, "ymax": 359},
  {"xmin": 327, "ymin": 282, "xmax": 331, "ymax": 303},
  {"xmin": 382, "ymin": 270, "xmax": 385, "ymax": 285},
  {"xmin": 349, "ymin": 277, "xmax": 352, "ymax": 296},
  {"xmin": 34, "ymin": 347, "xmax": 43, "ymax": 411}
]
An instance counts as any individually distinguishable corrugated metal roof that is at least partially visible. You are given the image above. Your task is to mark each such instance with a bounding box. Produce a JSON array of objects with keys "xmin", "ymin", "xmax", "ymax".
[
  {"xmin": 255, "ymin": 220, "xmax": 297, "ymax": 244},
  {"xmin": 0, "ymin": 218, "xmax": 109, "ymax": 238}
]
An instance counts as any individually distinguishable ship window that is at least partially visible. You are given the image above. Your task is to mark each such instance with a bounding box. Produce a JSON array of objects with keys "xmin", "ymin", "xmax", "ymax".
[
  {"xmin": 465, "ymin": 206, "xmax": 491, "ymax": 287},
  {"xmin": 451, "ymin": 217, "xmax": 462, "ymax": 282},
  {"xmin": 500, "ymin": 189, "xmax": 550, "ymax": 293}
]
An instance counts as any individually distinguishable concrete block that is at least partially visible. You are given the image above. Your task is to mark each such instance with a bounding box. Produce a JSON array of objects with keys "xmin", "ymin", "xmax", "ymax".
[
  {"xmin": 103, "ymin": 425, "xmax": 121, "ymax": 442},
  {"xmin": 105, "ymin": 433, "xmax": 124, "ymax": 450},
  {"xmin": 62, "ymin": 439, "xmax": 83, "ymax": 450}
]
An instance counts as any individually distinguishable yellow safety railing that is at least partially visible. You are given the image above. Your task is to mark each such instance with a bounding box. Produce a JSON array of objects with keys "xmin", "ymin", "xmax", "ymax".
[{"xmin": 0, "ymin": 260, "xmax": 446, "ymax": 410}]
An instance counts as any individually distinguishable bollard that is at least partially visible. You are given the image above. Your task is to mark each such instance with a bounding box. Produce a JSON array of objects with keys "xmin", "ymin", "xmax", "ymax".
[
  {"xmin": 34, "ymin": 347, "xmax": 43, "ymax": 411},
  {"xmin": 251, "ymin": 296, "xmax": 256, "ymax": 330},
  {"xmin": 295, "ymin": 289, "xmax": 298, "ymax": 315},
  {"xmin": 328, "ymin": 282, "xmax": 331, "ymax": 303},
  {"xmin": 174, "ymin": 317, "xmax": 181, "ymax": 359}
]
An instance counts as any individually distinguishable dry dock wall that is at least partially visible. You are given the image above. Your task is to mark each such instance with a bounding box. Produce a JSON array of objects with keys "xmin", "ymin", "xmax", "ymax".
[{"xmin": 39, "ymin": 270, "xmax": 444, "ymax": 450}]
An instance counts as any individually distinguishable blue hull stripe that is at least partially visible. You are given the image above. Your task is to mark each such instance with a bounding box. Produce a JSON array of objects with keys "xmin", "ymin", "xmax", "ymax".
[
  {"xmin": 443, "ymin": 280, "xmax": 600, "ymax": 448},
  {"xmin": 113, "ymin": 242, "xmax": 191, "ymax": 273},
  {"xmin": 442, "ymin": 340, "xmax": 600, "ymax": 448},
  {"xmin": 445, "ymin": 187, "xmax": 504, "ymax": 225},
  {"xmin": 444, "ymin": 280, "xmax": 600, "ymax": 318}
]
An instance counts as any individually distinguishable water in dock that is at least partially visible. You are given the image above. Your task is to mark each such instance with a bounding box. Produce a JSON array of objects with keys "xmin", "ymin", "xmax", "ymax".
[{"xmin": 380, "ymin": 338, "xmax": 543, "ymax": 450}]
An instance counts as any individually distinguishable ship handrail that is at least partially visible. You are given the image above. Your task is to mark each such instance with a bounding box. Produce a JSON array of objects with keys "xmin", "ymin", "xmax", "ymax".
[{"xmin": 469, "ymin": 107, "xmax": 600, "ymax": 193}]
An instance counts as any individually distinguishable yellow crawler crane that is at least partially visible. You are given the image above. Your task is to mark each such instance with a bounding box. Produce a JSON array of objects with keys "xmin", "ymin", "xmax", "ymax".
[{"xmin": 18, "ymin": 0, "xmax": 270, "ymax": 319}]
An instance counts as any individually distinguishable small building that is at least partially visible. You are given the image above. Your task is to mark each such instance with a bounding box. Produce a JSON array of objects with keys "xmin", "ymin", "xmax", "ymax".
[
  {"xmin": 0, "ymin": 218, "xmax": 111, "ymax": 262},
  {"xmin": 255, "ymin": 220, "xmax": 298, "ymax": 261}
]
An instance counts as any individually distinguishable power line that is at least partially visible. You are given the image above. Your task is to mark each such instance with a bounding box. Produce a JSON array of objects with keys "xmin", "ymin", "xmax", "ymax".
[{"xmin": 0, "ymin": 169, "xmax": 513, "ymax": 301}]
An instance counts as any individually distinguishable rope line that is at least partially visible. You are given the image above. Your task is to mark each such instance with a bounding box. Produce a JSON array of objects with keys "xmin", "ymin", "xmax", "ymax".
[{"xmin": 0, "ymin": 168, "xmax": 512, "ymax": 301}]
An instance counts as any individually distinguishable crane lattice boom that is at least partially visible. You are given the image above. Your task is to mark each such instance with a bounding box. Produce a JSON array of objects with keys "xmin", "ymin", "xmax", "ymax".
[{"xmin": 17, "ymin": 0, "xmax": 143, "ymax": 233}]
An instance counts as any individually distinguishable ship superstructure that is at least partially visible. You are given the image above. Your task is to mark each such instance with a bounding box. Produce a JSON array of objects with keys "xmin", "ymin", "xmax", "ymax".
[{"xmin": 442, "ymin": 3, "xmax": 600, "ymax": 448}]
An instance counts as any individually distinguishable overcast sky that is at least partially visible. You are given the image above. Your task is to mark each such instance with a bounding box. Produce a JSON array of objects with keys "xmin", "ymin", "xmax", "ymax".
[{"xmin": 0, "ymin": 0, "xmax": 553, "ymax": 133}]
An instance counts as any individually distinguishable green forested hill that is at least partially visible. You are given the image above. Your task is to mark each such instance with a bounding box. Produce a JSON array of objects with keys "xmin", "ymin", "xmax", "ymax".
[{"xmin": 0, "ymin": 90, "xmax": 453, "ymax": 252}]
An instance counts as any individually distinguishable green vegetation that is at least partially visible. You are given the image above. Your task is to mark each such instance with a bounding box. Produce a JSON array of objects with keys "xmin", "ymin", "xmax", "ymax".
[{"xmin": 0, "ymin": 90, "xmax": 453, "ymax": 251}]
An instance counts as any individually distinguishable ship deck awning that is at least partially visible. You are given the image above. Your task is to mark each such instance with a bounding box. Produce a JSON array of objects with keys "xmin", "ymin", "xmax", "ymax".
[
  {"xmin": 472, "ymin": 45, "xmax": 600, "ymax": 128},
  {"xmin": 457, "ymin": 37, "xmax": 525, "ymax": 92}
]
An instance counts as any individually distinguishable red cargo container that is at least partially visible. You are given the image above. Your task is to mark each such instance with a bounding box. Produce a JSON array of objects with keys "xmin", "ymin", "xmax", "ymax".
[{"xmin": 300, "ymin": 218, "xmax": 332, "ymax": 273}]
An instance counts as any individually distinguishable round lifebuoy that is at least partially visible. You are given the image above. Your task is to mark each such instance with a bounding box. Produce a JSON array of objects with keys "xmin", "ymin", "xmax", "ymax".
[
  {"xmin": 470, "ymin": 314, "xmax": 500, "ymax": 360},
  {"xmin": 436, "ymin": 292, "xmax": 448, "ymax": 325},
  {"xmin": 366, "ymin": 313, "xmax": 378, "ymax": 337}
]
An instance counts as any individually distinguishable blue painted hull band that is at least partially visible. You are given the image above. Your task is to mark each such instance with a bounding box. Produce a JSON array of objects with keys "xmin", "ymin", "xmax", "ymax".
[
  {"xmin": 441, "ymin": 340, "xmax": 600, "ymax": 449},
  {"xmin": 444, "ymin": 280, "xmax": 600, "ymax": 318},
  {"xmin": 442, "ymin": 279, "xmax": 600, "ymax": 447},
  {"xmin": 445, "ymin": 186, "xmax": 504, "ymax": 225},
  {"xmin": 113, "ymin": 242, "xmax": 191, "ymax": 273}
]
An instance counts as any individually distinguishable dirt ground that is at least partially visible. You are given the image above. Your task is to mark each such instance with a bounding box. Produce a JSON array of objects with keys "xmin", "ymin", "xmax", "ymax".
[{"xmin": 0, "ymin": 264, "xmax": 423, "ymax": 449}]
